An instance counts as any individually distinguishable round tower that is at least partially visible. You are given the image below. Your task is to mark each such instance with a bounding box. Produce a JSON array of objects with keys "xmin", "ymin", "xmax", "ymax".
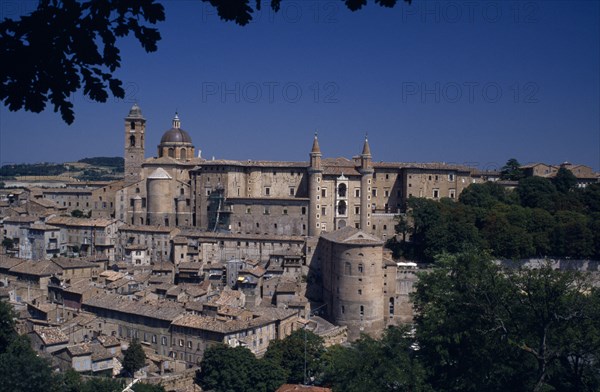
[
  {"xmin": 308, "ymin": 133, "xmax": 323, "ymax": 236},
  {"xmin": 146, "ymin": 167, "xmax": 173, "ymax": 226},
  {"xmin": 320, "ymin": 227, "xmax": 385, "ymax": 341},
  {"xmin": 124, "ymin": 104, "xmax": 146, "ymax": 184}
]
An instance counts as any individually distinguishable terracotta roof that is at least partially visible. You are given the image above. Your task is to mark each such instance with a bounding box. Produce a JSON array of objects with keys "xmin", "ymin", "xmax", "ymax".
[
  {"xmin": 46, "ymin": 216, "xmax": 115, "ymax": 228},
  {"xmin": 33, "ymin": 326, "xmax": 69, "ymax": 345},
  {"xmin": 95, "ymin": 335, "xmax": 120, "ymax": 347},
  {"xmin": 91, "ymin": 343, "xmax": 113, "ymax": 361},
  {"xmin": 52, "ymin": 258, "xmax": 99, "ymax": 270},
  {"xmin": 67, "ymin": 343, "xmax": 92, "ymax": 356},
  {"xmin": 0, "ymin": 256, "xmax": 25, "ymax": 270},
  {"xmin": 179, "ymin": 230, "xmax": 305, "ymax": 242},
  {"xmin": 31, "ymin": 198, "xmax": 60, "ymax": 208},
  {"xmin": 320, "ymin": 226, "xmax": 383, "ymax": 245},
  {"xmin": 120, "ymin": 224, "xmax": 179, "ymax": 234},
  {"xmin": 29, "ymin": 223, "xmax": 60, "ymax": 231},
  {"xmin": 171, "ymin": 313, "xmax": 275, "ymax": 334},
  {"xmin": 10, "ymin": 260, "xmax": 62, "ymax": 276},
  {"xmin": 2, "ymin": 216, "xmax": 37, "ymax": 224},
  {"xmin": 194, "ymin": 160, "xmax": 308, "ymax": 169},
  {"xmin": 83, "ymin": 294, "xmax": 185, "ymax": 321}
]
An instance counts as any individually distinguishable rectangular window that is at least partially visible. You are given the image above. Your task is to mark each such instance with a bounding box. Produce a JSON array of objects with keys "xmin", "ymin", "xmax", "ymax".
[
  {"xmin": 354, "ymin": 206, "xmax": 360, "ymax": 214},
  {"xmin": 355, "ymin": 189, "xmax": 360, "ymax": 197},
  {"xmin": 283, "ymin": 208, "xmax": 288, "ymax": 215},
  {"xmin": 384, "ymin": 190, "xmax": 390, "ymax": 197},
  {"xmin": 448, "ymin": 173, "xmax": 455, "ymax": 181},
  {"xmin": 289, "ymin": 188, "xmax": 295, "ymax": 196},
  {"xmin": 449, "ymin": 189, "xmax": 456, "ymax": 199},
  {"xmin": 372, "ymin": 189, "xmax": 377, "ymax": 197},
  {"xmin": 321, "ymin": 188, "xmax": 327, "ymax": 197},
  {"xmin": 433, "ymin": 189, "xmax": 439, "ymax": 199},
  {"xmin": 265, "ymin": 187, "xmax": 271, "ymax": 196},
  {"xmin": 162, "ymin": 337, "xmax": 167, "ymax": 346},
  {"xmin": 321, "ymin": 207, "xmax": 326, "ymax": 216}
]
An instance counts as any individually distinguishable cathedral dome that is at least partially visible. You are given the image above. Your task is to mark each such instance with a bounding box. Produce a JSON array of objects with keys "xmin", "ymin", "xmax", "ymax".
[
  {"xmin": 160, "ymin": 128, "xmax": 193, "ymax": 144},
  {"xmin": 159, "ymin": 113, "xmax": 192, "ymax": 145},
  {"xmin": 157, "ymin": 113, "xmax": 196, "ymax": 160}
]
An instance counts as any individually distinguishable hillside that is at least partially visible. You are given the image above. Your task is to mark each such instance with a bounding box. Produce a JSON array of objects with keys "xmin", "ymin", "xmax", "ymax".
[{"xmin": 0, "ymin": 157, "xmax": 124, "ymax": 182}]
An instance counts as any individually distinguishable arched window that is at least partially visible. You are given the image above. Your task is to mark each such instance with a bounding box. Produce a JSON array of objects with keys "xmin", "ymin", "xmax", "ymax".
[
  {"xmin": 135, "ymin": 187, "xmax": 140, "ymax": 194},
  {"xmin": 180, "ymin": 148, "xmax": 187, "ymax": 160},
  {"xmin": 338, "ymin": 183, "xmax": 347, "ymax": 197},
  {"xmin": 358, "ymin": 263, "xmax": 364, "ymax": 273},
  {"xmin": 338, "ymin": 200, "xmax": 347, "ymax": 215},
  {"xmin": 129, "ymin": 135, "xmax": 136, "ymax": 147},
  {"xmin": 168, "ymin": 148, "xmax": 175, "ymax": 158}
]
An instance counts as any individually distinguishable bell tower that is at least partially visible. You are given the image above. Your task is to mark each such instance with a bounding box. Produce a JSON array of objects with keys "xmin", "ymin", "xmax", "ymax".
[{"xmin": 124, "ymin": 103, "xmax": 146, "ymax": 184}]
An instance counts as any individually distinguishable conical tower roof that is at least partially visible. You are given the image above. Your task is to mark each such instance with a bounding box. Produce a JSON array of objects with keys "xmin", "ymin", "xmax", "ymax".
[
  {"xmin": 311, "ymin": 133, "xmax": 321, "ymax": 154},
  {"xmin": 361, "ymin": 135, "xmax": 371, "ymax": 157}
]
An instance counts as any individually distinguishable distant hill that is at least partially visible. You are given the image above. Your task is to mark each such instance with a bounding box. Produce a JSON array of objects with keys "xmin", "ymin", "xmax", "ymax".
[
  {"xmin": 78, "ymin": 157, "xmax": 124, "ymax": 167},
  {"xmin": 0, "ymin": 157, "xmax": 124, "ymax": 181}
]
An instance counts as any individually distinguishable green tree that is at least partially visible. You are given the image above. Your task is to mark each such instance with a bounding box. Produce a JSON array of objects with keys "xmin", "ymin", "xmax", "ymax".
[
  {"xmin": 551, "ymin": 211, "xmax": 593, "ymax": 258},
  {"xmin": 79, "ymin": 377, "xmax": 124, "ymax": 392},
  {"xmin": 55, "ymin": 368, "xmax": 82, "ymax": 392},
  {"xmin": 0, "ymin": 335, "xmax": 59, "ymax": 391},
  {"xmin": 264, "ymin": 329, "xmax": 325, "ymax": 384},
  {"xmin": 552, "ymin": 167, "xmax": 578, "ymax": 193},
  {"xmin": 459, "ymin": 181, "xmax": 513, "ymax": 209},
  {"xmin": 500, "ymin": 158, "xmax": 524, "ymax": 181},
  {"xmin": 71, "ymin": 209, "xmax": 84, "ymax": 218},
  {"xmin": 413, "ymin": 251, "xmax": 600, "ymax": 392},
  {"xmin": 517, "ymin": 176, "xmax": 557, "ymax": 210},
  {"xmin": 197, "ymin": 344, "xmax": 286, "ymax": 392},
  {"xmin": 1, "ymin": 238, "xmax": 14, "ymax": 251},
  {"xmin": 131, "ymin": 383, "xmax": 166, "ymax": 392},
  {"xmin": 0, "ymin": 301, "xmax": 17, "ymax": 353},
  {"xmin": 122, "ymin": 339, "xmax": 146, "ymax": 376},
  {"xmin": 324, "ymin": 326, "xmax": 429, "ymax": 392}
]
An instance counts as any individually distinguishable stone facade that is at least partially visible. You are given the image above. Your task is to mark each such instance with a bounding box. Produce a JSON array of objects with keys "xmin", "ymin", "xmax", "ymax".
[{"xmin": 319, "ymin": 227, "xmax": 385, "ymax": 341}]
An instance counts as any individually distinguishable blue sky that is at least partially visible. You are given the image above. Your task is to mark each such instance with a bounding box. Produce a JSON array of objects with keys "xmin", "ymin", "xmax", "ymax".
[{"xmin": 1, "ymin": 0, "xmax": 599, "ymax": 172}]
